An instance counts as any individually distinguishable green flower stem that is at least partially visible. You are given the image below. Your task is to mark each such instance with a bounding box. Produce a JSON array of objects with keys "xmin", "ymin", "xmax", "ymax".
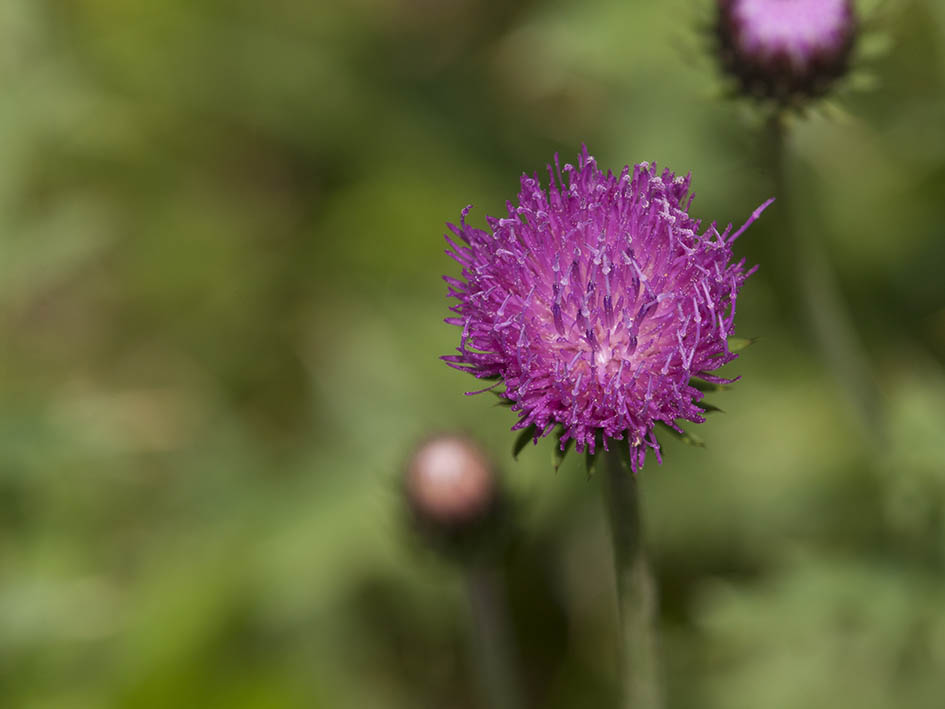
[
  {"xmin": 603, "ymin": 448, "xmax": 663, "ymax": 709},
  {"xmin": 767, "ymin": 112, "xmax": 885, "ymax": 439},
  {"xmin": 465, "ymin": 562, "xmax": 525, "ymax": 709}
]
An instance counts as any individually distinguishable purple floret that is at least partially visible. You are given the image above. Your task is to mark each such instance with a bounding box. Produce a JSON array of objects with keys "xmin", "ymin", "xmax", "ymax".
[{"xmin": 443, "ymin": 147, "xmax": 771, "ymax": 472}]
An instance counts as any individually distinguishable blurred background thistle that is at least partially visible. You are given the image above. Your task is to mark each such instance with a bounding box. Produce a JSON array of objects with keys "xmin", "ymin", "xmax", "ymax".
[{"xmin": 1, "ymin": 1, "xmax": 945, "ymax": 708}]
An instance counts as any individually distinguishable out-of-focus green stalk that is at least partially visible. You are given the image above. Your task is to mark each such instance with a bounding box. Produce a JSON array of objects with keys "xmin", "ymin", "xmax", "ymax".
[
  {"xmin": 603, "ymin": 449, "xmax": 662, "ymax": 709},
  {"xmin": 767, "ymin": 112, "xmax": 885, "ymax": 440},
  {"xmin": 465, "ymin": 563, "xmax": 525, "ymax": 709}
]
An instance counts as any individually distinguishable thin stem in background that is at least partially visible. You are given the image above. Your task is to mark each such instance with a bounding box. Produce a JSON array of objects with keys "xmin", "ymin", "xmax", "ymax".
[
  {"xmin": 603, "ymin": 449, "xmax": 663, "ymax": 709},
  {"xmin": 767, "ymin": 112, "xmax": 885, "ymax": 441},
  {"xmin": 465, "ymin": 563, "xmax": 526, "ymax": 709}
]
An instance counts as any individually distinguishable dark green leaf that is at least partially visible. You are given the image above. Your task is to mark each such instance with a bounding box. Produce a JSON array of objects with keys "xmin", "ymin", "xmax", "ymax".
[
  {"xmin": 513, "ymin": 425, "xmax": 537, "ymax": 459},
  {"xmin": 700, "ymin": 401, "xmax": 725, "ymax": 414},
  {"xmin": 690, "ymin": 378, "xmax": 730, "ymax": 393}
]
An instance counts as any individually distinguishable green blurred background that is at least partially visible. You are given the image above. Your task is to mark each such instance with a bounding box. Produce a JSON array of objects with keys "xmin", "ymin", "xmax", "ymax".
[{"xmin": 2, "ymin": 0, "xmax": 945, "ymax": 707}]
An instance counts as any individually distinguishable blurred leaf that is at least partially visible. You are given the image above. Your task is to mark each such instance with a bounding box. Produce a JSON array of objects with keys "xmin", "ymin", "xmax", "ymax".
[
  {"xmin": 849, "ymin": 70, "xmax": 881, "ymax": 92},
  {"xmin": 697, "ymin": 556, "xmax": 945, "ymax": 709},
  {"xmin": 858, "ymin": 32, "xmax": 893, "ymax": 59}
]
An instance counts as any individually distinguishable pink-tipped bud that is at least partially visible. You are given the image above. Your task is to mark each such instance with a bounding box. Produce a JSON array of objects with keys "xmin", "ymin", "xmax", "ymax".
[{"xmin": 406, "ymin": 435, "xmax": 497, "ymax": 530}]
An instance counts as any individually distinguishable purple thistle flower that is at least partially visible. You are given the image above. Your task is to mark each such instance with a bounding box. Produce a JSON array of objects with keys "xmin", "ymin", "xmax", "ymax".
[
  {"xmin": 717, "ymin": 0, "xmax": 857, "ymax": 104},
  {"xmin": 443, "ymin": 147, "xmax": 772, "ymax": 472}
]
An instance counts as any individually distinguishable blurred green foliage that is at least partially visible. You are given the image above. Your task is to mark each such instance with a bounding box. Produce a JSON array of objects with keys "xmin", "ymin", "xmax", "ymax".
[{"xmin": 1, "ymin": 0, "xmax": 944, "ymax": 707}]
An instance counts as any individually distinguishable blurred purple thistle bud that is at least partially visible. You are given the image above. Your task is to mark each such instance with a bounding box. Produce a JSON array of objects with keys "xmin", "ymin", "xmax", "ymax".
[{"xmin": 716, "ymin": 0, "xmax": 857, "ymax": 105}]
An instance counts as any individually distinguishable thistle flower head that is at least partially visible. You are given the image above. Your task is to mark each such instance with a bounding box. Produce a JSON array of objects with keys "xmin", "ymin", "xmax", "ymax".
[
  {"xmin": 443, "ymin": 147, "xmax": 771, "ymax": 472},
  {"xmin": 717, "ymin": 0, "xmax": 857, "ymax": 104}
]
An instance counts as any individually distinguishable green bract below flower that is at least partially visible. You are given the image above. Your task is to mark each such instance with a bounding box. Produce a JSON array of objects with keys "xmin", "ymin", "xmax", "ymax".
[{"xmin": 443, "ymin": 147, "xmax": 772, "ymax": 472}]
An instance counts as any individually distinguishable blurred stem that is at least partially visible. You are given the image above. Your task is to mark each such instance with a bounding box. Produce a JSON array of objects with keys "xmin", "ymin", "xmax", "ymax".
[
  {"xmin": 465, "ymin": 563, "xmax": 525, "ymax": 709},
  {"xmin": 767, "ymin": 112, "xmax": 885, "ymax": 440},
  {"xmin": 603, "ymin": 449, "xmax": 662, "ymax": 709}
]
